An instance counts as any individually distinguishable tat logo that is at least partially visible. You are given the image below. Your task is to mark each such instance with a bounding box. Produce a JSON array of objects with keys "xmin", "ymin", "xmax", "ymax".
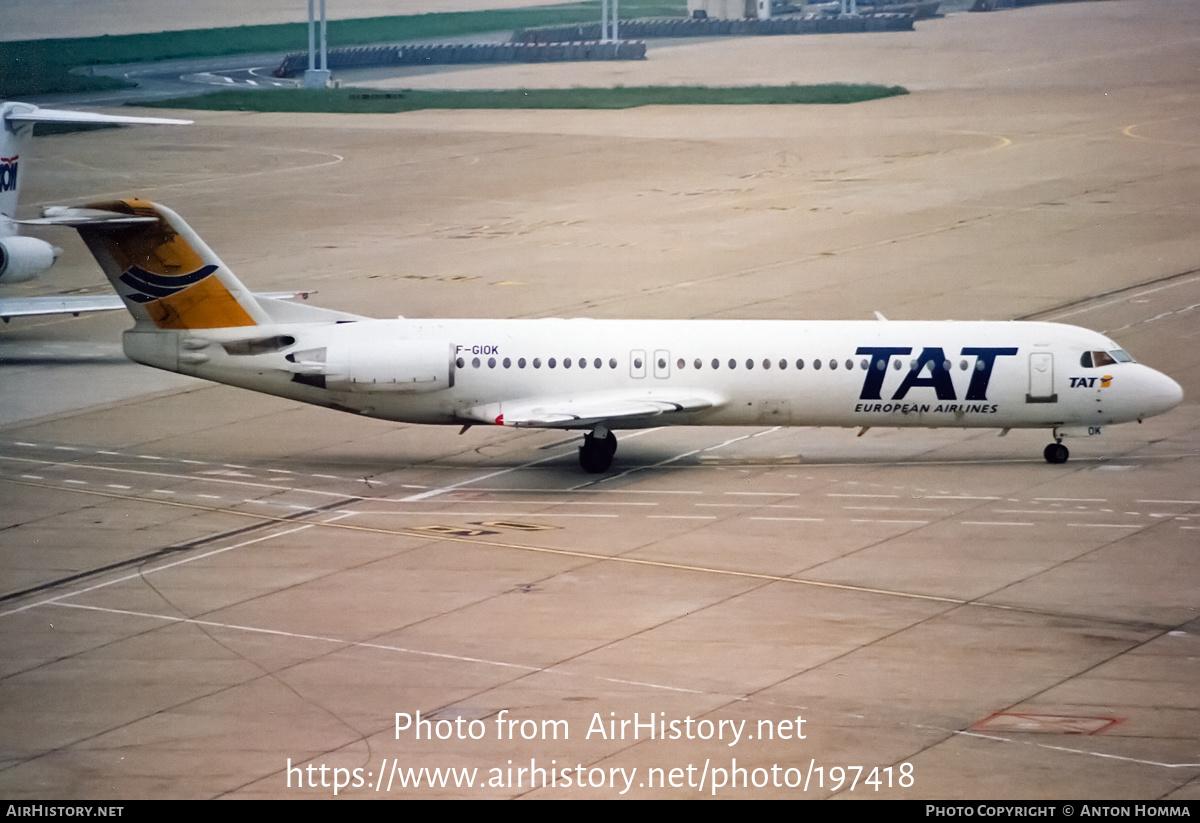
[
  {"xmin": 0, "ymin": 155, "xmax": 17, "ymax": 192},
  {"xmin": 855, "ymin": 346, "xmax": 1018, "ymax": 401},
  {"xmin": 1070, "ymin": 375, "xmax": 1113, "ymax": 389}
]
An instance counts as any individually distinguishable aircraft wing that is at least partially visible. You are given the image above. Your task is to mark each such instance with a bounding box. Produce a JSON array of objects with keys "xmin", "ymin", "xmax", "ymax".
[
  {"xmin": 462, "ymin": 389, "xmax": 727, "ymax": 429},
  {"xmin": 0, "ymin": 294, "xmax": 124, "ymax": 319},
  {"xmin": 1, "ymin": 291, "xmax": 315, "ymax": 321}
]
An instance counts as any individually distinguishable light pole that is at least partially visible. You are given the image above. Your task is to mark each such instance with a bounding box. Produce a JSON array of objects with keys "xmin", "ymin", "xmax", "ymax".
[{"xmin": 304, "ymin": 0, "xmax": 331, "ymax": 88}]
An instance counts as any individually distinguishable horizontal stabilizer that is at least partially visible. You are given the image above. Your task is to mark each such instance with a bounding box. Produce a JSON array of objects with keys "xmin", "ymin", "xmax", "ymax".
[
  {"xmin": 22, "ymin": 207, "xmax": 159, "ymax": 227},
  {"xmin": 0, "ymin": 291, "xmax": 321, "ymax": 321},
  {"xmin": 4, "ymin": 108, "xmax": 191, "ymax": 127}
]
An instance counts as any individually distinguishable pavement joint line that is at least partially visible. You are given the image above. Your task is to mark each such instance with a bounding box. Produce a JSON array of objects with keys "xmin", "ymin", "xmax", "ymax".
[
  {"xmin": 0, "ymin": 475, "xmax": 993, "ymax": 612},
  {"xmin": 51, "ymin": 601, "xmax": 721, "ymax": 697}
]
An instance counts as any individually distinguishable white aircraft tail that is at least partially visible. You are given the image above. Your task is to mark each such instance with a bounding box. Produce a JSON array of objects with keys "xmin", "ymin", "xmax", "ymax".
[{"xmin": 1, "ymin": 101, "xmax": 192, "ymax": 223}]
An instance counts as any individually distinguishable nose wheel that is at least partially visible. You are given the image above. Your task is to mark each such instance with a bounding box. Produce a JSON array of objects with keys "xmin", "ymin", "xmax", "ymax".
[
  {"xmin": 579, "ymin": 429, "xmax": 617, "ymax": 473},
  {"xmin": 1043, "ymin": 442, "xmax": 1069, "ymax": 464}
]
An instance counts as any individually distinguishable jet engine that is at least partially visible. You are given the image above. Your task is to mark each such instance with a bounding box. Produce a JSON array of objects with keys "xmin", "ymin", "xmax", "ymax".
[
  {"xmin": 0, "ymin": 235, "xmax": 59, "ymax": 283},
  {"xmin": 288, "ymin": 338, "xmax": 455, "ymax": 392}
]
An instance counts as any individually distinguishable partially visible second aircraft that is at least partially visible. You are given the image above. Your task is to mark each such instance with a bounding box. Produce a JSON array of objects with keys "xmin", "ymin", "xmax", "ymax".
[{"xmin": 0, "ymin": 100, "xmax": 191, "ymax": 320}]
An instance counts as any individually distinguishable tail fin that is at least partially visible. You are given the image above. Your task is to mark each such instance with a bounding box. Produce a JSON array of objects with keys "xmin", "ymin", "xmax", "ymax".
[
  {"xmin": 69, "ymin": 199, "xmax": 271, "ymax": 330},
  {"xmin": 1, "ymin": 101, "xmax": 191, "ymax": 224}
]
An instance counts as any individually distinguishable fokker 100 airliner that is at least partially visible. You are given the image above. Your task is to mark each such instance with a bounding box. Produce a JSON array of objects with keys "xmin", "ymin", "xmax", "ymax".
[{"xmin": 38, "ymin": 199, "xmax": 1183, "ymax": 472}]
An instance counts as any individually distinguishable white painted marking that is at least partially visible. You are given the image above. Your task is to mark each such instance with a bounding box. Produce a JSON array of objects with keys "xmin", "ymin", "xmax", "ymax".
[
  {"xmin": 993, "ymin": 508, "xmax": 1071, "ymax": 515},
  {"xmin": 137, "ymin": 455, "xmax": 162, "ymax": 460},
  {"xmin": 402, "ymin": 448, "xmax": 576, "ymax": 502},
  {"xmin": 596, "ymin": 430, "xmax": 761, "ymax": 485},
  {"xmin": 842, "ymin": 505, "xmax": 948, "ymax": 512},
  {"xmin": 0, "ymin": 455, "xmax": 358, "ymax": 499},
  {"xmin": 1068, "ymin": 523, "xmax": 1141, "ymax": 529},
  {"xmin": 850, "ymin": 519, "xmax": 928, "ymax": 525},
  {"xmin": 54, "ymin": 601, "xmax": 536, "ymax": 670},
  {"xmin": 1045, "ymin": 272, "xmax": 1200, "ymax": 324},
  {"xmin": 464, "ymin": 499, "xmax": 656, "ymax": 507},
  {"xmin": 961, "ymin": 521, "xmax": 1034, "ymax": 527},
  {"xmin": 926, "ymin": 495, "xmax": 1001, "ymax": 500},
  {"xmin": 196, "ymin": 494, "xmax": 221, "ymax": 499},
  {"xmin": 15, "ymin": 442, "xmax": 38, "ymax": 447},
  {"xmin": 53, "ymin": 446, "xmax": 77, "ymax": 451},
  {"xmin": 0, "ymin": 523, "xmax": 318, "ymax": 617},
  {"xmin": 1036, "ymin": 497, "xmax": 1107, "ymax": 502},
  {"xmin": 19, "ymin": 474, "xmax": 42, "ymax": 480},
  {"xmin": 63, "ymin": 479, "xmax": 87, "ymax": 485},
  {"xmin": 750, "ymin": 517, "xmax": 824, "ymax": 522},
  {"xmin": 648, "ymin": 515, "xmax": 716, "ymax": 520},
  {"xmin": 949, "ymin": 727, "xmax": 1200, "ymax": 769},
  {"xmin": 1137, "ymin": 499, "xmax": 1199, "ymax": 505},
  {"xmin": 726, "ymin": 491, "xmax": 800, "ymax": 497},
  {"xmin": 347, "ymin": 510, "xmax": 619, "ymax": 518},
  {"xmin": 828, "ymin": 493, "xmax": 900, "ymax": 498}
]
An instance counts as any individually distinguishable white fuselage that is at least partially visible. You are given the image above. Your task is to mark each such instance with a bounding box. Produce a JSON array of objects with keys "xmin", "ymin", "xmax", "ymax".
[{"xmin": 127, "ymin": 317, "xmax": 1184, "ymax": 434}]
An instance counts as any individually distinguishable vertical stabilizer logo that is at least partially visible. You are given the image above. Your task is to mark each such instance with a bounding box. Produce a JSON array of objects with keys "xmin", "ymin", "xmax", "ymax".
[
  {"xmin": 119, "ymin": 263, "xmax": 218, "ymax": 303},
  {"xmin": 0, "ymin": 156, "xmax": 17, "ymax": 192}
]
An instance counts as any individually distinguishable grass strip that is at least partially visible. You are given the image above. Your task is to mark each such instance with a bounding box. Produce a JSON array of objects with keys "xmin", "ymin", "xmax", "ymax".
[
  {"xmin": 0, "ymin": 0, "xmax": 684, "ymax": 98},
  {"xmin": 143, "ymin": 84, "xmax": 908, "ymax": 113}
]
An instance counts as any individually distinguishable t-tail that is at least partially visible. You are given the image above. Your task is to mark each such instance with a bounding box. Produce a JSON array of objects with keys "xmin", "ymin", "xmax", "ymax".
[
  {"xmin": 1, "ymin": 101, "xmax": 190, "ymax": 283},
  {"xmin": 40, "ymin": 199, "xmax": 359, "ymax": 375},
  {"xmin": 70, "ymin": 198, "xmax": 272, "ymax": 330}
]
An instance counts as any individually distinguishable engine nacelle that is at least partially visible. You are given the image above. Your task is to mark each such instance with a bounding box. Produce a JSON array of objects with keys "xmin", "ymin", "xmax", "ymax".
[
  {"xmin": 0, "ymin": 235, "xmax": 59, "ymax": 283},
  {"xmin": 289, "ymin": 338, "xmax": 455, "ymax": 393}
]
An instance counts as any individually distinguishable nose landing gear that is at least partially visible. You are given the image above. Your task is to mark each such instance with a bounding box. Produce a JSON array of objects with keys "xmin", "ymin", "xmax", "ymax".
[{"xmin": 579, "ymin": 427, "xmax": 618, "ymax": 473}]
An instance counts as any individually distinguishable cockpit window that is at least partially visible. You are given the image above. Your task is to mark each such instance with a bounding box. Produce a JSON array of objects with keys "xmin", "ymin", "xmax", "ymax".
[{"xmin": 1082, "ymin": 349, "xmax": 1134, "ymax": 368}]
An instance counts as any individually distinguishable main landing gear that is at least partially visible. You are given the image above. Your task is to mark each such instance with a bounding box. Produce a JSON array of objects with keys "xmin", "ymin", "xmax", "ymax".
[
  {"xmin": 579, "ymin": 427, "xmax": 618, "ymax": 473},
  {"xmin": 1043, "ymin": 441, "xmax": 1069, "ymax": 464}
]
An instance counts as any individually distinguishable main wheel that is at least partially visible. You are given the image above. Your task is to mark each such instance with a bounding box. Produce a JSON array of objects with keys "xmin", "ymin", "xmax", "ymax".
[
  {"xmin": 1043, "ymin": 442, "xmax": 1069, "ymax": 464},
  {"xmin": 579, "ymin": 433, "xmax": 615, "ymax": 473},
  {"xmin": 600, "ymin": 430, "xmax": 617, "ymax": 457}
]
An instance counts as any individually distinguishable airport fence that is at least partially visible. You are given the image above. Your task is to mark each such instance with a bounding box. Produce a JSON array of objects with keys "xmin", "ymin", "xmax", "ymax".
[
  {"xmin": 511, "ymin": 13, "xmax": 914, "ymax": 43},
  {"xmin": 274, "ymin": 40, "xmax": 646, "ymax": 77}
]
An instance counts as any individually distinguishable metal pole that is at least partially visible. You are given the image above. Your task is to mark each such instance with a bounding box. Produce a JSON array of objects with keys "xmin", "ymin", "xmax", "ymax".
[
  {"xmin": 319, "ymin": 0, "xmax": 328, "ymax": 71},
  {"xmin": 613, "ymin": 0, "xmax": 619, "ymax": 41},
  {"xmin": 307, "ymin": 0, "xmax": 315, "ymax": 71}
]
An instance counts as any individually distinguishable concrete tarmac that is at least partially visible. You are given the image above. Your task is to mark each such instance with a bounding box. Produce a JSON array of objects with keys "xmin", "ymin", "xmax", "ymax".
[{"xmin": 1, "ymin": 0, "xmax": 1198, "ymax": 799}]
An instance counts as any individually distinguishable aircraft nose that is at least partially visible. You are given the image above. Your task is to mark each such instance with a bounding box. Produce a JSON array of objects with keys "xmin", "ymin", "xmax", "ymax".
[{"xmin": 1144, "ymin": 370, "xmax": 1184, "ymax": 417}]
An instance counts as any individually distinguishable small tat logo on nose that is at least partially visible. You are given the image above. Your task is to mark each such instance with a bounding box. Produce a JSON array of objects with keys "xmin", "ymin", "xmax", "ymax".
[{"xmin": 1100, "ymin": 375, "xmax": 1113, "ymax": 388}]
